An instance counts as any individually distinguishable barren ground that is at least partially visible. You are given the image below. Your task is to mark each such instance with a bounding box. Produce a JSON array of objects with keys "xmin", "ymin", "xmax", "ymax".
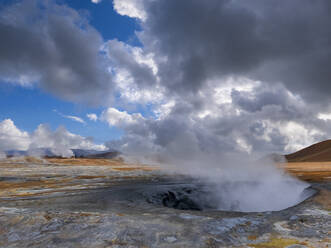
[
  {"xmin": 281, "ymin": 162, "xmax": 331, "ymax": 182},
  {"xmin": 0, "ymin": 157, "xmax": 330, "ymax": 247}
]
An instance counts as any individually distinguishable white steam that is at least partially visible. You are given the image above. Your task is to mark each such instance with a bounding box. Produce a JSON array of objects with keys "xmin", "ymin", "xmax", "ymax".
[
  {"xmin": 178, "ymin": 156, "xmax": 310, "ymax": 212},
  {"xmin": 0, "ymin": 119, "xmax": 106, "ymax": 158},
  {"xmin": 0, "ymin": 151, "xmax": 6, "ymax": 159},
  {"xmin": 118, "ymin": 145, "xmax": 311, "ymax": 212}
]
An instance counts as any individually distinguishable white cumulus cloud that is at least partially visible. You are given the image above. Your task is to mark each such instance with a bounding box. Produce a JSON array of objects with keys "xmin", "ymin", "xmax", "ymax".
[
  {"xmin": 100, "ymin": 108, "xmax": 143, "ymax": 127},
  {"xmin": 113, "ymin": 0, "xmax": 147, "ymax": 20},
  {"xmin": 0, "ymin": 119, "xmax": 30, "ymax": 151},
  {"xmin": 87, "ymin": 113, "xmax": 98, "ymax": 121}
]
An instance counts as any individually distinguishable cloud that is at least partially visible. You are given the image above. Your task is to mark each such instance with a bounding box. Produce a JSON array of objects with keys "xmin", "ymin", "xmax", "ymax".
[
  {"xmin": 29, "ymin": 124, "xmax": 106, "ymax": 157},
  {"xmin": 91, "ymin": 0, "xmax": 102, "ymax": 4},
  {"xmin": 317, "ymin": 112, "xmax": 331, "ymax": 121},
  {"xmin": 127, "ymin": 0, "xmax": 331, "ymax": 103},
  {"xmin": 102, "ymin": 0, "xmax": 331, "ymax": 158},
  {"xmin": 0, "ymin": 0, "xmax": 112, "ymax": 104},
  {"xmin": 106, "ymin": 39, "xmax": 161, "ymax": 102},
  {"xmin": 0, "ymin": 119, "xmax": 30, "ymax": 151},
  {"xmin": 87, "ymin": 113, "xmax": 98, "ymax": 122},
  {"xmin": 2, "ymin": 0, "xmax": 331, "ymax": 159},
  {"xmin": 106, "ymin": 79, "xmax": 328, "ymax": 162},
  {"xmin": 100, "ymin": 107, "xmax": 143, "ymax": 127},
  {"xmin": 113, "ymin": 0, "xmax": 147, "ymax": 20},
  {"xmin": 106, "ymin": 40, "xmax": 163, "ymax": 104},
  {"xmin": 64, "ymin": 115, "xmax": 85, "ymax": 124},
  {"xmin": 0, "ymin": 119, "xmax": 106, "ymax": 157},
  {"xmin": 53, "ymin": 110, "xmax": 86, "ymax": 124}
]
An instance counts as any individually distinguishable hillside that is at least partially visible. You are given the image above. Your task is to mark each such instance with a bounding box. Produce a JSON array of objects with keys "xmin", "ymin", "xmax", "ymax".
[
  {"xmin": 71, "ymin": 149, "xmax": 119, "ymax": 159},
  {"xmin": 4, "ymin": 148, "xmax": 119, "ymax": 159},
  {"xmin": 285, "ymin": 139, "xmax": 331, "ymax": 162}
]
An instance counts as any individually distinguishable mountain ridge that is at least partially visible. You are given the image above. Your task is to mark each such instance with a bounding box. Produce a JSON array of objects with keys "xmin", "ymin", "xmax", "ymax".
[
  {"xmin": 285, "ymin": 139, "xmax": 331, "ymax": 162},
  {"xmin": 4, "ymin": 148, "xmax": 119, "ymax": 159}
]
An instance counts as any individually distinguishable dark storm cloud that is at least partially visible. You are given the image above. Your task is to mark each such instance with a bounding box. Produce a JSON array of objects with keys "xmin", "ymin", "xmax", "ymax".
[
  {"xmin": 231, "ymin": 85, "xmax": 302, "ymax": 116},
  {"xmin": 0, "ymin": 0, "xmax": 112, "ymax": 104},
  {"xmin": 140, "ymin": 0, "xmax": 331, "ymax": 102},
  {"xmin": 141, "ymin": 0, "xmax": 264, "ymax": 92}
]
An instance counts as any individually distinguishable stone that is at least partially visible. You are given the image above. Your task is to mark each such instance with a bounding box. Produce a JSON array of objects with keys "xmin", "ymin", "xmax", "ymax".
[
  {"xmin": 164, "ymin": 236, "xmax": 177, "ymax": 243},
  {"xmin": 290, "ymin": 215, "xmax": 298, "ymax": 221}
]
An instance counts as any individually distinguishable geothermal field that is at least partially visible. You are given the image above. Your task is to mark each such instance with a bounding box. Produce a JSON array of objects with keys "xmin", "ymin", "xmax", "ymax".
[
  {"xmin": 1, "ymin": 0, "xmax": 331, "ymax": 247},
  {"xmin": 0, "ymin": 141, "xmax": 330, "ymax": 248}
]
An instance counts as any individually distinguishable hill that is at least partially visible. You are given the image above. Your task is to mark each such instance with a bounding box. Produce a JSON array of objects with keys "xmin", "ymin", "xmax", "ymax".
[
  {"xmin": 81, "ymin": 151, "xmax": 119, "ymax": 159},
  {"xmin": 71, "ymin": 149, "xmax": 118, "ymax": 159},
  {"xmin": 285, "ymin": 139, "xmax": 331, "ymax": 162},
  {"xmin": 4, "ymin": 148, "xmax": 119, "ymax": 159}
]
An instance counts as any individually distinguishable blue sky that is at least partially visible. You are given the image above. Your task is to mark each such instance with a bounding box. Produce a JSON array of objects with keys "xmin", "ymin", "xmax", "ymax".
[
  {"xmin": 63, "ymin": 0, "xmax": 140, "ymax": 43},
  {"xmin": 0, "ymin": 0, "xmax": 137, "ymax": 144}
]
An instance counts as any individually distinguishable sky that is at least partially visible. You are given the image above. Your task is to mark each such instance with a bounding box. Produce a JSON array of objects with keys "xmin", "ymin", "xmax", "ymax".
[{"xmin": 0, "ymin": 0, "xmax": 331, "ymax": 159}]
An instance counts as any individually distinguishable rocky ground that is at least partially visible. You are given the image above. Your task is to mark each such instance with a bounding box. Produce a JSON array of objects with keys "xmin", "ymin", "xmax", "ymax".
[{"xmin": 0, "ymin": 158, "xmax": 330, "ymax": 248}]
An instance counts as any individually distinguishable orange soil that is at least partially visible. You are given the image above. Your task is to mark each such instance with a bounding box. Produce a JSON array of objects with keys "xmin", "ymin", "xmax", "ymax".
[
  {"xmin": 44, "ymin": 158, "xmax": 158, "ymax": 170},
  {"xmin": 0, "ymin": 180, "xmax": 59, "ymax": 190},
  {"xmin": 45, "ymin": 157, "xmax": 124, "ymax": 166},
  {"xmin": 281, "ymin": 162, "xmax": 331, "ymax": 182},
  {"xmin": 0, "ymin": 158, "xmax": 160, "ymax": 198}
]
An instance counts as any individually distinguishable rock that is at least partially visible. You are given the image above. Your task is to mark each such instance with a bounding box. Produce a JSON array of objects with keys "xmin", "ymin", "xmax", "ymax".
[
  {"xmin": 290, "ymin": 215, "xmax": 298, "ymax": 221},
  {"xmin": 164, "ymin": 236, "xmax": 177, "ymax": 243},
  {"xmin": 161, "ymin": 191, "xmax": 202, "ymax": 210}
]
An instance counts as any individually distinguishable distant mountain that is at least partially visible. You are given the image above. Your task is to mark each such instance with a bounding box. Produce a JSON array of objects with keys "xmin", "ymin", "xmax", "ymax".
[
  {"xmin": 71, "ymin": 149, "xmax": 119, "ymax": 159},
  {"xmin": 5, "ymin": 148, "xmax": 119, "ymax": 159},
  {"xmin": 71, "ymin": 149, "xmax": 106, "ymax": 158},
  {"xmin": 5, "ymin": 150, "xmax": 28, "ymax": 157},
  {"xmin": 84, "ymin": 151, "xmax": 119, "ymax": 159},
  {"xmin": 285, "ymin": 140, "xmax": 331, "ymax": 162},
  {"xmin": 5, "ymin": 148, "xmax": 56, "ymax": 157}
]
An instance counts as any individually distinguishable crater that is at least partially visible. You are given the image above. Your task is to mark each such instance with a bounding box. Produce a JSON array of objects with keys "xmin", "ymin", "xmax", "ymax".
[
  {"xmin": 143, "ymin": 184, "xmax": 218, "ymax": 211},
  {"xmin": 1, "ymin": 178, "xmax": 317, "ymax": 213},
  {"xmin": 140, "ymin": 181, "xmax": 317, "ymax": 212}
]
